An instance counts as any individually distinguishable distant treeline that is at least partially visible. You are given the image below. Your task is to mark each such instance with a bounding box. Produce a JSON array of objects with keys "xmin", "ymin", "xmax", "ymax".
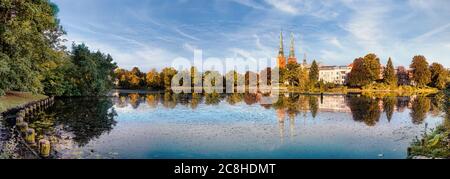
[
  {"xmin": 0, "ymin": 0, "xmax": 117, "ymax": 96},
  {"xmin": 115, "ymin": 54, "xmax": 449, "ymax": 91}
]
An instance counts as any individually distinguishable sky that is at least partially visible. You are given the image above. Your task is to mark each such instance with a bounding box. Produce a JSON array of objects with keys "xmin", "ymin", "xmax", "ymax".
[{"xmin": 52, "ymin": 0, "xmax": 450, "ymax": 72}]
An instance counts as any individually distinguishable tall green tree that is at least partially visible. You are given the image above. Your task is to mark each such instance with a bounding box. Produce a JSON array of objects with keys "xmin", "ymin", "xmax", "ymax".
[
  {"xmin": 429, "ymin": 62, "xmax": 447, "ymax": 90},
  {"xmin": 383, "ymin": 57, "xmax": 397, "ymax": 86},
  {"xmin": 64, "ymin": 44, "xmax": 117, "ymax": 96},
  {"xmin": 0, "ymin": 0, "xmax": 66, "ymax": 95},
  {"xmin": 410, "ymin": 55, "xmax": 431, "ymax": 87},
  {"xmin": 309, "ymin": 60, "xmax": 319, "ymax": 85}
]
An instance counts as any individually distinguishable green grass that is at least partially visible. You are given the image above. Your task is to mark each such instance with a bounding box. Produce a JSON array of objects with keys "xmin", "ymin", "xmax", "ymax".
[
  {"xmin": 408, "ymin": 124, "xmax": 450, "ymax": 159},
  {"xmin": 0, "ymin": 92, "xmax": 47, "ymax": 113}
]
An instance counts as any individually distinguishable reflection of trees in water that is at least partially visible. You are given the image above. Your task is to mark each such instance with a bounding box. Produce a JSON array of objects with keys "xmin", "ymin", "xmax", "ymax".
[
  {"xmin": 111, "ymin": 92, "xmax": 443, "ymax": 127},
  {"xmin": 53, "ymin": 97, "xmax": 117, "ymax": 147},
  {"xmin": 347, "ymin": 96, "xmax": 381, "ymax": 126},
  {"xmin": 128, "ymin": 93, "xmax": 141, "ymax": 109},
  {"xmin": 309, "ymin": 96, "xmax": 319, "ymax": 118},
  {"xmin": 205, "ymin": 92, "xmax": 222, "ymax": 105},
  {"xmin": 383, "ymin": 96, "xmax": 397, "ymax": 122},
  {"xmin": 396, "ymin": 96, "xmax": 410, "ymax": 112},
  {"xmin": 430, "ymin": 93, "xmax": 445, "ymax": 117},
  {"xmin": 163, "ymin": 92, "xmax": 177, "ymax": 109},
  {"xmin": 190, "ymin": 93, "xmax": 202, "ymax": 109},
  {"xmin": 410, "ymin": 96, "xmax": 431, "ymax": 124},
  {"xmin": 146, "ymin": 94, "xmax": 160, "ymax": 108},
  {"xmin": 243, "ymin": 93, "xmax": 258, "ymax": 105},
  {"xmin": 226, "ymin": 93, "xmax": 243, "ymax": 105}
]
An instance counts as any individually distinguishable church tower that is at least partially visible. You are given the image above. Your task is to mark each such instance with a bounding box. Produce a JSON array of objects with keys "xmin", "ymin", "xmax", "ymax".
[
  {"xmin": 287, "ymin": 33, "xmax": 297, "ymax": 65},
  {"xmin": 277, "ymin": 31, "xmax": 286, "ymax": 69}
]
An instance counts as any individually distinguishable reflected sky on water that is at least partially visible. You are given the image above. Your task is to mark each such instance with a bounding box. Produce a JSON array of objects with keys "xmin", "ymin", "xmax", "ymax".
[{"xmin": 26, "ymin": 91, "xmax": 447, "ymax": 159}]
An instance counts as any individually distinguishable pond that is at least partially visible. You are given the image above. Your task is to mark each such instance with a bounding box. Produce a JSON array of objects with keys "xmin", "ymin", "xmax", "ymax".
[{"xmin": 23, "ymin": 91, "xmax": 447, "ymax": 159}]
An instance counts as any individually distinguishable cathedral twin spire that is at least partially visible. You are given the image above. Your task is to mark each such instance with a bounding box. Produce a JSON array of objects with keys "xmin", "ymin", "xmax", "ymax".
[{"xmin": 278, "ymin": 31, "xmax": 297, "ymax": 68}]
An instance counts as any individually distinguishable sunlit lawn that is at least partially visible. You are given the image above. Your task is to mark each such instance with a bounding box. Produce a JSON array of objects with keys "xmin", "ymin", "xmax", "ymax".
[{"xmin": 0, "ymin": 92, "xmax": 47, "ymax": 113}]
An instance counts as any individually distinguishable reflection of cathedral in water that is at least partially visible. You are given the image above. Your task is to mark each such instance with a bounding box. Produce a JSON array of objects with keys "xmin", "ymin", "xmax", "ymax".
[{"xmin": 111, "ymin": 92, "xmax": 441, "ymax": 129}]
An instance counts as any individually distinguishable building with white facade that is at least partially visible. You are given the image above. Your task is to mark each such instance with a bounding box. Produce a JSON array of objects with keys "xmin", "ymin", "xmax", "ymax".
[{"xmin": 319, "ymin": 65, "xmax": 352, "ymax": 85}]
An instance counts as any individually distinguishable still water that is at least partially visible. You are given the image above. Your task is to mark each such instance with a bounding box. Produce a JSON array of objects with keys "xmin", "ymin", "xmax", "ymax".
[{"xmin": 26, "ymin": 91, "xmax": 447, "ymax": 159}]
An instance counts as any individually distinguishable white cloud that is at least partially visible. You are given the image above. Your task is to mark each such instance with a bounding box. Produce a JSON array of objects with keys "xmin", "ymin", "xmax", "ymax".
[
  {"xmin": 264, "ymin": 0, "xmax": 299, "ymax": 15},
  {"xmin": 231, "ymin": 0, "xmax": 267, "ymax": 10},
  {"xmin": 413, "ymin": 23, "xmax": 450, "ymax": 42},
  {"xmin": 327, "ymin": 37, "xmax": 343, "ymax": 49},
  {"xmin": 174, "ymin": 28, "xmax": 200, "ymax": 41},
  {"xmin": 65, "ymin": 34, "xmax": 175, "ymax": 72}
]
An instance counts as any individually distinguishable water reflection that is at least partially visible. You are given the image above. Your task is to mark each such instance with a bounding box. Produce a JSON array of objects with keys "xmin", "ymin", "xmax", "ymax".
[
  {"xmin": 113, "ymin": 92, "xmax": 444, "ymax": 127},
  {"xmin": 29, "ymin": 98, "xmax": 117, "ymax": 147},
  {"xmin": 26, "ymin": 92, "xmax": 446, "ymax": 159}
]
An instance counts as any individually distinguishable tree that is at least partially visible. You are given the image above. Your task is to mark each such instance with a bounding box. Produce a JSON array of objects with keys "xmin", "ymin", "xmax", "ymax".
[
  {"xmin": 61, "ymin": 44, "xmax": 117, "ymax": 96},
  {"xmin": 364, "ymin": 53, "xmax": 381, "ymax": 82},
  {"xmin": 348, "ymin": 54, "xmax": 381, "ymax": 87},
  {"xmin": 146, "ymin": 68, "xmax": 161, "ymax": 89},
  {"xmin": 309, "ymin": 60, "xmax": 319, "ymax": 85},
  {"xmin": 114, "ymin": 68, "xmax": 130, "ymax": 89},
  {"xmin": 410, "ymin": 55, "xmax": 431, "ymax": 87},
  {"xmin": 429, "ymin": 63, "xmax": 447, "ymax": 90},
  {"xmin": 298, "ymin": 67, "xmax": 310, "ymax": 90},
  {"xmin": 0, "ymin": 0, "xmax": 66, "ymax": 95},
  {"xmin": 285, "ymin": 63, "xmax": 301, "ymax": 87},
  {"xmin": 160, "ymin": 67, "xmax": 177, "ymax": 90},
  {"xmin": 128, "ymin": 67, "xmax": 144, "ymax": 89},
  {"xmin": 383, "ymin": 57, "xmax": 397, "ymax": 86}
]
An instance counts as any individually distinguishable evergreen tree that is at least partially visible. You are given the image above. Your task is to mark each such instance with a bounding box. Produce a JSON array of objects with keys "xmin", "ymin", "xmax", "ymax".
[
  {"xmin": 410, "ymin": 55, "xmax": 431, "ymax": 87},
  {"xmin": 309, "ymin": 60, "xmax": 319, "ymax": 85},
  {"xmin": 383, "ymin": 57, "xmax": 397, "ymax": 86}
]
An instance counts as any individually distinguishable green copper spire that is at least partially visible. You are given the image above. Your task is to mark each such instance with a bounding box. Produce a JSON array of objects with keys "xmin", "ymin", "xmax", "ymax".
[
  {"xmin": 279, "ymin": 31, "xmax": 284, "ymax": 56},
  {"xmin": 289, "ymin": 33, "xmax": 295, "ymax": 58}
]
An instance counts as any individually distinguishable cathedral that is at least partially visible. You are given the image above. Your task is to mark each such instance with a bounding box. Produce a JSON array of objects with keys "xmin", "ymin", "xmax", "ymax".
[{"xmin": 277, "ymin": 31, "xmax": 298, "ymax": 68}]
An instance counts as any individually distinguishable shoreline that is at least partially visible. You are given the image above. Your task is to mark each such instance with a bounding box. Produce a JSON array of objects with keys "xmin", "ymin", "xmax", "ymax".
[
  {"xmin": 112, "ymin": 87, "xmax": 442, "ymax": 96},
  {"xmin": 0, "ymin": 92, "xmax": 48, "ymax": 115}
]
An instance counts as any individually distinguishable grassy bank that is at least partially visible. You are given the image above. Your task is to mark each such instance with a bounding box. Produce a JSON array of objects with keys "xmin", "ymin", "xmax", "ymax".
[
  {"xmin": 287, "ymin": 84, "xmax": 440, "ymax": 95},
  {"xmin": 0, "ymin": 92, "xmax": 47, "ymax": 113},
  {"xmin": 408, "ymin": 89, "xmax": 449, "ymax": 159}
]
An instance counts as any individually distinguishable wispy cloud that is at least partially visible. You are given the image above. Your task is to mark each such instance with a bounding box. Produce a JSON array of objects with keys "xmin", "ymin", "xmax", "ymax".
[{"xmin": 53, "ymin": 0, "xmax": 450, "ymax": 70}]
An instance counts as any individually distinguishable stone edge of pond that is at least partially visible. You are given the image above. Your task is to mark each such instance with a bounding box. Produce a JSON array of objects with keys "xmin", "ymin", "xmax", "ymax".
[{"xmin": 1, "ymin": 96, "xmax": 55, "ymax": 159}]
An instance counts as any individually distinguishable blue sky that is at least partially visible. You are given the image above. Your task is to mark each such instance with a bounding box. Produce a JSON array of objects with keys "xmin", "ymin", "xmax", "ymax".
[{"xmin": 52, "ymin": 0, "xmax": 450, "ymax": 71}]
